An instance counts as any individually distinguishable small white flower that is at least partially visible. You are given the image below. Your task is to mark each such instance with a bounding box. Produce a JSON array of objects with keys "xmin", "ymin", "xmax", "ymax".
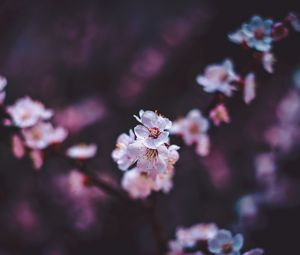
[
  {"xmin": 66, "ymin": 144, "xmax": 97, "ymax": 160},
  {"xmin": 244, "ymin": 73, "xmax": 256, "ymax": 104},
  {"xmin": 22, "ymin": 122, "xmax": 68, "ymax": 150},
  {"xmin": 111, "ymin": 130, "xmax": 136, "ymax": 171},
  {"xmin": 171, "ymin": 109, "xmax": 210, "ymax": 156},
  {"xmin": 134, "ymin": 110, "xmax": 172, "ymax": 149},
  {"xmin": 7, "ymin": 97, "xmax": 53, "ymax": 128},
  {"xmin": 196, "ymin": 59, "xmax": 239, "ymax": 97},
  {"xmin": 0, "ymin": 76, "xmax": 7, "ymax": 104}
]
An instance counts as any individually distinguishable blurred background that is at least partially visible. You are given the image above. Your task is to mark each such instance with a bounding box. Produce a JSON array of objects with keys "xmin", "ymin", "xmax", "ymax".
[{"xmin": 0, "ymin": 0, "xmax": 300, "ymax": 254}]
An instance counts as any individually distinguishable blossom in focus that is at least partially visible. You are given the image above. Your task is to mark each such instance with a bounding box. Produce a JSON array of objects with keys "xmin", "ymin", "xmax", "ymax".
[
  {"xmin": 208, "ymin": 229, "xmax": 243, "ymax": 255},
  {"xmin": 262, "ymin": 52, "xmax": 275, "ymax": 74},
  {"xmin": 243, "ymin": 73, "xmax": 256, "ymax": 104},
  {"xmin": 228, "ymin": 16, "xmax": 273, "ymax": 52},
  {"xmin": 7, "ymin": 97, "xmax": 53, "ymax": 128},
  {"xmin": 168, "ymin": 223, "xmax": 218, "ymax": 254},
  {"xmin": 196, "ymin": 59, "xmax": 239, "ymax": 96},
  {"xmin": 127, "ymin": 140, "xmax": 179, "ymax": 177},
  {"xmin": 134, "ymin": 110, "xmax": 172, "ymax": 149},
  {"xmin": 0, "ymin": 76, "xmax": 7, "ymax": 104},
  {"xmin": 171, "ymin": 109, "xmax": 210, "ymax": 156},
  {"xmin": 22, "ymin": 122, "xmax": 68, "ymax": 150},
  {"xmin": 66, "ymin": 144, "xmax": 97, "ymax": 160},
  {"xmin": 111, "ymin": 130, "xmax": 136, "ymax": 171},
  {"xmin": 209, "ymin": 104, "xmax": 230, "ymax": 126}
]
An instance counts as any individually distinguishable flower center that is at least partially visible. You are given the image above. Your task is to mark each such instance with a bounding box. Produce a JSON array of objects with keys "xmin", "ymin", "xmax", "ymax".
[
  {"xmin": 148, "ymin": 127, "xmax": 161, "ymax": 139},
  {"xmin": 145, "ymin": 148, "xmax": 158, "ymax": 160},
  {"xmin": 32, "ymin": 128, "xmax": 42, "ymax": 141},
  {"xmin": 254, "ymin": 27, "xmax": 265, "ymax": 40},
  {"xmin": 188, "ymin": 122, "xmax": 200, "ymax": 134},
  {"xmin": 222, "ymin": 243, "xmax": 233, "ymax": 254}
]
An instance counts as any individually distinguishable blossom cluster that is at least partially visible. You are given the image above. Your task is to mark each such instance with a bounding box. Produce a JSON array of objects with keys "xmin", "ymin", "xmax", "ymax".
[
  {"xmin": 0, "ymin": 79, "xmax": 97, "ymax": 169},
  {"xmin": 228, "ymin": 14, "xmax": 300, "ymax": 73},
  {"xmin": 112, "ymin": 110, "xmax": 180, "ymax": 199},
  {"xmin": 168, "ymin": 223, "xmax": 263, "ymax": 255}
]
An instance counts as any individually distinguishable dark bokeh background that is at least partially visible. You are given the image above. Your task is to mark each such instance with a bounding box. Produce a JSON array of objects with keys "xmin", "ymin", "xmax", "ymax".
[{"xmin": 0, "ymin": 0, "xmax": 300, "ymax": 254}]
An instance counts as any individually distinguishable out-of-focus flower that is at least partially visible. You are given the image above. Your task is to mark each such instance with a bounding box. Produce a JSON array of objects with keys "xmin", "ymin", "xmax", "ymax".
[
  {"xmin": 196, "ymin": 59, "xmax": 239, "ymax": 96},
  {"xmin": 276, "ymin": 91, "xmax": 300, "ymax": 123},
  {"xmin": 255, "ymin": 153, "xmax": 276, "ymax": 183},
  {"xmin": 121, "ymin": 168, "xmax": 155, "ymax": 199},
  {"xmin": 22, "ymin": 122, "xmax": 68, "ymax": 150},
  {"xmin": 209, "ymin": 104, "xmax": 230, "ymax": 126},
  {"xmin": 244, "ymin": 73, "xmax": 256, "ymax": 104},
  {"xmin": 208, "ymin": 229, "xmax": 243, "ymax": 255},
  {"xmin": 11, "ymin": 134, "xmax": 25, "ymax": 159},
  {"xmin": 243, "ymin": 249, "xmax": 264, "ymax": 255},
  {"xmin": 262, "ymin": 52, "xmax": 275, "ymax": 74},
  {"xmin": 127, "ymin": 140, "xmax": 179, "ymax": 177},
  {"xmin": 112, "ymin": 130, "xmax": 136, "ymax": 171},
  {"xmin": 171, "ymin": 109, "xmax": 210, "ymax": 156},
  {"xmin": 168, "ymin": 223, "xmax": 218, "ymax": 254},
  {"xmin": 228, "ymin": 16, "xmax": 273, "ymax": 52},
  {"xmin": 66, "ymin": 144, "xmax": 97, "ymax": 160},
  {"xmin": 134, "ymin": 110, "xmax": 172, "ymax": 149},
  {"xmin": 0, "ymin": 76, "xmax": 7, "ymax": 104},
  {"xmin": 7, "ymin": 97, "xmax": 53, "ymax": 128},
  {"xmin": 236, "ymin": 195, "xmax": 258, "ymax": 219}
]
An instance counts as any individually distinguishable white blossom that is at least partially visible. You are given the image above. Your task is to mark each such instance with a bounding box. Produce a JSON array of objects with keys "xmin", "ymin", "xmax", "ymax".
[
  {"xmin": 22, "ymin": 122, "xmax": 68, "ymax": 150},
  {"xmin": 111, "ymin": 130, "xmax": 136, "ymax": 171},
  {"xmin": 171, "ymin": 109, "xmax": 210, "ymax": 156},
  {"xmin": 134, "ymin": 110, "xmax": 172, "ymax": 149},
  {"xmin": 196, "ymin": 59, "xmax": 239, "ymax": 96},
  {"xmin": 7, "ymin": 97, "xmax": 53, "ymax": 128}
]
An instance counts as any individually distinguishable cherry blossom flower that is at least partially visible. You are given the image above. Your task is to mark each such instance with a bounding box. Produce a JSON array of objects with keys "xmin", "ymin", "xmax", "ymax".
[
  {"xmin": 0, "ymin": 76, "xmax": 7, "ymax": 104},
  {"xmin": 209, "ymin": 104, "xmax": 230, "ymax": 126},
  {"xmin": 168, "ymin": 223, "xmax": 218, "ymax": 254},
  {"xmin": 111, "ymin": 129, "xmax": 136, "ymax": 171},
  {"xmin": 127, "ymin": 140, "xmax": 178, "ymax": 177},
  {"xmin": 134, "ymin": 110, "xmax": 172, "ymax": 149},
  {"xmin": 208, "ymin": 229, "xmax": 243, "ymax": 255},
  {"xmin": 262, "ymin": 52, "xmax": 275, "ymax": 74},
  {"xmin": 22, "ymin": 122, "xmax": 68, "ymax": 150},
  {"xmin": 7, "ymin": 97, "xmax": 53, "ymax": 128},
  {"xmin": 243, "ymin": 73, "xmax": 256, "ymax": 104},
  {"xmin": 66, "ymin": 144, "xmax": 97, "ymax": 160},
  {"xmin": 228, "ymin": 16, "xmax": 273, "ymax": 52},
  {"xmin": 171, "ymin": 109, "xmax": 210, "ymax": 156},
  {"xmin": 196, "ymin": 59, "xmax": 239, "ymax": 96}
]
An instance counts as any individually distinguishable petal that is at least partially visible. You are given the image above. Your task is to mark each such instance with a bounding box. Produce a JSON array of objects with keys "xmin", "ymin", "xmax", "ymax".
[
  {"xmin": 127, "ymin": 141, "xmax": 145, "ymax": 158},
  {"xmin": 243, "ymin": 248, "xmax": 264, "ymax": 255},
  {"xmin": 155, "ymin": 156, "xmax": 168, "ymax": 173},
  {"xmin": 208, "ymin": 238, "xmax": 222, "ymax": 253},
  {"xmin": 232, "ymin": 234, "xmax": 244, "ymax": 251},
  {"xmin": 215, "ymin": 230, "xmax": 232, "ymax": 244},
  {"xmin": 134, "ymin": 125, "xmax": 149, "ymax": 139},
  {"xmin": 141, "ymin": 110, "xmax": 157, "ymax": 128}
]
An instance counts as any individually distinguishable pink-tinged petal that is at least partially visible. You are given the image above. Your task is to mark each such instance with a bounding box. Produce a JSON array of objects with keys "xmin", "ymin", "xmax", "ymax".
[
  {"xmin": 134, "ymin": 125, "xmax": 149, "ymax": 139},
  {"xmin": 127, "ymin": 141, "xmax": 146, "ymax": 158},
  {"xmin": 133, "ymin": 109, "xmax": 144, "ymax": 123},
  {"xmin": 155, "ymin": 156, "xmax": 168, "ymax": 173},
  {"xmin": 143, "ymin": 137, "xmax": 158, "ymax": 149},
  {"xmin": 11, "ymin": 135, "xmax": 25, "ymax": 159},
  {"xmin": 244, "ymin": 73, "xmax": 256, "ymax": 104},
  {"xmin": 196, "ymin": 134, "xmax": 210, "ymax": 156},
  {"xmin": 30, "ymin": 150, "xmax": 44, "ymax": 170},
  {"xmin": 141, "ymin": 110, "xmax": 157, "ymax": 128},
  {"xmin": 155, "ymin": 115, "xmax": 172, "ymax": 130},
  {"xmin": 262, "ymin": 52, "xmax": 275, "ymax": 74},
  {"xmin": 243, "ymin": 248, "xmax": 264, "ymax": 255}
]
